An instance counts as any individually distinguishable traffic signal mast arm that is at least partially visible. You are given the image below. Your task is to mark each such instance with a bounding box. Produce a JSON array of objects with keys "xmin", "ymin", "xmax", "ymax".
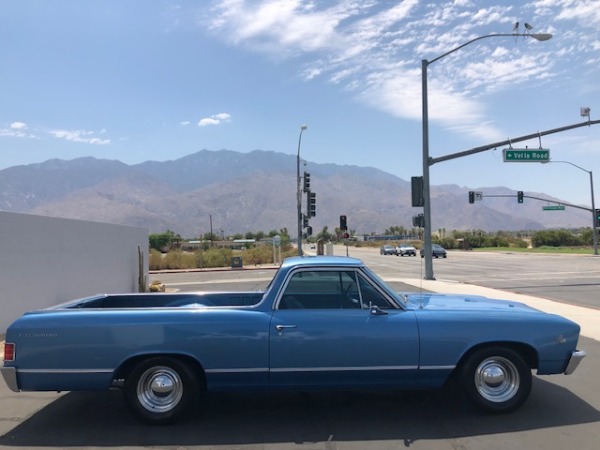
[
  {"xmin": 431, "ymin": 119, "xmax": 600, "ymax": 166},
  {"xmin": 476, "ymin": 193, "xmax": 594, "ymax": 212}
]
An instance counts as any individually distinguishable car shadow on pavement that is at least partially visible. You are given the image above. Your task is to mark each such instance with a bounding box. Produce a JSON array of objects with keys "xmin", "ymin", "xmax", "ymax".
[{"xmin": 1, "ymin": 376, "xmax": 599, "ymax": 448}]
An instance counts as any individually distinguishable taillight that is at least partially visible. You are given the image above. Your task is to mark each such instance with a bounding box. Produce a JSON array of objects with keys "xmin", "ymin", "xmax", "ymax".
[{"xmin": 3, "ymin": 343, "xmax": 15, "ymax": 361}]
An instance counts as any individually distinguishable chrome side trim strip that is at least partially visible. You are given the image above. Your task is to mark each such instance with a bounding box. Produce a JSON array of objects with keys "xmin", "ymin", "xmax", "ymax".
[
  {"xmin": 200, "ymin": 365, "xmax": 454, "ymax": 375},
  {"xmin": 11, "ymin": 364, "xmax": 455, "ymax": 379},
  {"xmin": 419, "ymin": 365, "xmax": 455, "ymax": 370},
  {"xmin": 205, "ymin": 368, "xmax": 269, "ymax": 374},
  {"xmin": 18, "ymin": 368, "xmax": 114, "ymax": 374},
  {"xmin": 270, "ymin": 365, "xmax": 418, "ymax": 373}
]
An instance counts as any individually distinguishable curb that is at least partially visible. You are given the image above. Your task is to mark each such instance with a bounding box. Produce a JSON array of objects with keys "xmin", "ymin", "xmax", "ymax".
[{"xmin": 150, "ymin": 264, "xmax": 280, "ymax": 275}]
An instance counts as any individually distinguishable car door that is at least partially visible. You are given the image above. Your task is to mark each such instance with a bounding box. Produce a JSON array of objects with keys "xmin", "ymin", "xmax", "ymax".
[{"xmin": 269, "ymin": 268, "xmax": 419, "ymax": 388}]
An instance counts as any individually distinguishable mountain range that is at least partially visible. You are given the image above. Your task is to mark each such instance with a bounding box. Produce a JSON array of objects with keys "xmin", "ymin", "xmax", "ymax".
[{"xmin": 0, "ymin": 149, "xmax": 591, "ymax": 237}]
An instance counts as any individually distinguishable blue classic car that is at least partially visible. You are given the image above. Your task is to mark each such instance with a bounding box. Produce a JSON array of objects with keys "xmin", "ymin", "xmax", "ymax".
[{"xmin": 1, "ymin": 256, "xmax": 585, "ymax": 424}]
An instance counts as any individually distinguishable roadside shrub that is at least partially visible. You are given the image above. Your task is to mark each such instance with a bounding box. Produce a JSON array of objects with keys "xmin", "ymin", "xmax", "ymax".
[
  {"xmin": 532, "ymin": 229, "xmax": 584, "ymax": 248},
  {"xmin": 163, "ymin": 250, "xmax": 196, "ymax": 269},
  {"xmin": 195, "ymin": 248, "xmax": 233, "ymax": 268},
  {"xmin": 149, "ymin": 249, "xmax": 164, "ymax": 270},
  {"xmin": 489, "ymin": 236, "xmax": 510, "ymax": 248},
  {"xmin": 512, "ymin": 239, "xmax": 529, "ymax": 248},
  {"xmin": 243, "ymin": 246, "xmax": 274, "ymax": 265},
  {"xmin": 436, "ymin": 238, "xmax": 457, "ymax": 249}
]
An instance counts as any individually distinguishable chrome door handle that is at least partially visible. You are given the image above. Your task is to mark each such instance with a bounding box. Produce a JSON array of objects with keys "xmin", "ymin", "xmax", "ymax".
[{"xmin": 275, "ymin": 324, "xmax": 297, "ymax": 331}]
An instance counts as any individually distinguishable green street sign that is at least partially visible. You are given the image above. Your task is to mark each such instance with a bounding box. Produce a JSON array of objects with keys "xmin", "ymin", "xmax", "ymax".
[
  {"xmin": 503, "ymin": 149, "xmax": 550, "ymax": 162},
  {"xmin": 542, "ymin": 205, "xmax": 566, "ymax": 211}
]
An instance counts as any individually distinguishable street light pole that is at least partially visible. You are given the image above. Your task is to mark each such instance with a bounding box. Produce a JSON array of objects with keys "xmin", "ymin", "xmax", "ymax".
[
  {"xmin": 296, "ymin": 125, "xmax": 308, "ymax": 256},
  {"xmin": 543, "ymin": 160, "xmax": 598, "ymax": 256},
  {"xmin": 421, "ymin": 32, "xmax": 552, "ymax": 280}
]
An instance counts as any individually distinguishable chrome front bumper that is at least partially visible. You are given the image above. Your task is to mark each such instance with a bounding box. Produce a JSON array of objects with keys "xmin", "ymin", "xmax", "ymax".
[
  {"xmin": 0, "ymin": 366, "xmax": 19, "ymax": 392},
  {"xmin": 564, "ymin": 350, "xmax": 587, "ymax": 375}
]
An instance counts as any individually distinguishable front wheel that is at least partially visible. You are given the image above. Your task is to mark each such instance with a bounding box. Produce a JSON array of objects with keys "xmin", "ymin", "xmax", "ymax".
[
  {"xmin": 124, "ymin": 357, "xmax": 200, "ymax": 424},
  {"xmin": 459, "ymin": 347, "xmax": 532, "ymax": 413}
]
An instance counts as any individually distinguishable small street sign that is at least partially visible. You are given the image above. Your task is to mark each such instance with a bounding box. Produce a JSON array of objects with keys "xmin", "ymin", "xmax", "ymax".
[
  {"xmin": 542, "ymin": 205, "xmax": 566, "ymax": 211},
  {"xmin": 474, "ymin": 191, "xmax": 483, "ymax": 201},
  {"xmin": 503, "ymin": 148, "xmax": 550, "ymax": 162}
]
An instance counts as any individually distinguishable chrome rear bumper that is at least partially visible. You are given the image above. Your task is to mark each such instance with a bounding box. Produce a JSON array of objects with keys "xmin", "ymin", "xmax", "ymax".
[{"xmin": 564, "ymin": 350, "xmax": 586, "ymax": 375}]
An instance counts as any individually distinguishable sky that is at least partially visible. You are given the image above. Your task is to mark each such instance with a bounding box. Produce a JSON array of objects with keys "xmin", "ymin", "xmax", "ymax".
[{"xmin": 1, "ymin": 0, "xmax": 600, "ymax": 207}]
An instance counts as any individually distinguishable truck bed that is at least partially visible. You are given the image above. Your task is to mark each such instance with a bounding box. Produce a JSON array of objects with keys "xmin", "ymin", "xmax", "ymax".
[{"xmin": 62, "ymin": 292, "xmax": 265, "ymax": 309}]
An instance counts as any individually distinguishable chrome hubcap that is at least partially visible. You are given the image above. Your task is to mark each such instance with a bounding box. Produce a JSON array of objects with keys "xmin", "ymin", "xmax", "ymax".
[
  {"xmin": 137, "ymin": 366, "xmax": 183, "ymax": 412},
  {"xmin": 474, "ymin": 356, "xmax": 520, "ymax": 403}
]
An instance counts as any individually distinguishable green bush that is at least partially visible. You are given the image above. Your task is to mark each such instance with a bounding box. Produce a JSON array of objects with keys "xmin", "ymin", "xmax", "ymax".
[
  {"xmin": 512, "ymin": 239, "xmax": 529, "ymax": 248},
  {"xmin": 195, "ymin": 248, "xmax": 233, "ymax": 268},
  {"xmin": 532, "ymin": 229, "xmax": 584, "ymax": 247}
]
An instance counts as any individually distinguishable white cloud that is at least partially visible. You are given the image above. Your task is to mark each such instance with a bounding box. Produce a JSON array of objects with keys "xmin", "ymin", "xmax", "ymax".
[
  {"xmin": 49, "ymin": 129, "xmax": 111, "ymax": 145},
  {"xmin": 534, "ymin": 0, "xmax": 600, "ymax": 26},
  {"xmin": 0, "ymin": 121, "xmax": 38, "ymax": 139},
  {"xmin": 198, "ymin": 113, "xmax": 232, "ymax": 126},
  {"xmin": 10, "ymin": 122, "xmax": 27, "ymax": 130},
  {"xmin": 203, "ymin": 0, "xmax": 598, "ymax": 141},
  {"xmin": 180, "ymin": 121, "xmax": 191, "ymax": 126}
]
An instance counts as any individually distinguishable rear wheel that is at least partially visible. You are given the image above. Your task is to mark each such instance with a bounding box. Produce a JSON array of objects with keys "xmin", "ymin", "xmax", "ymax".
[
  {"xmin": 459, "ymin": 347, "xmax": 532, "ymax": 413},
  {"xmin": 124, "ymin": 357, "xmax": 200, "ymax": 424}
]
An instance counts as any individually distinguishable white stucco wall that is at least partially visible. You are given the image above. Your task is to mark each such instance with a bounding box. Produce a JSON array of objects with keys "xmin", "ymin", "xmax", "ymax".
[{"xmin": 0, "ymin": 211, "xmax": 148, "ymax": 334}]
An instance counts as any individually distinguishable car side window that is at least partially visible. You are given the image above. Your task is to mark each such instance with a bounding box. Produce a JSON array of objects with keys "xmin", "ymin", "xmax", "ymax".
[
  {"xmin": 278, "ymin": 270, "xmax": 394, "ymax": 310},
  {"xmin": 278, "ymin": 270, "xmax": 360, "ymax": 309},
  {"xmin": 357, "ymin": 274, "xmax": 393, "ymax": 309}
]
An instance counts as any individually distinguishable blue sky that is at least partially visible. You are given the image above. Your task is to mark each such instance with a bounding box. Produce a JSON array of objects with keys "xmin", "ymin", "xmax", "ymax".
[{"xmin": 1, "ymin": 0, "xmax": 599, "ymax": 206}]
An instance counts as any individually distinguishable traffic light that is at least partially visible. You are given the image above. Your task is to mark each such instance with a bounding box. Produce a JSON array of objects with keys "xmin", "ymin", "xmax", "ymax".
[
  {"xmin": 302, "ymin": 215, "xmax": 309, "ymax": 228},
  {"xmin": 303, "ymin": 172, "xmax": 311, "ymax": 192},
  {"xmin": 517, "ymin": 191, "xmax": 524, "ymax": 203},
  {"xmin": 468, "ymin": 191, "xmax": 475, "ymax": 204},
  {"xmin": 306, "ymin": 226, "xmax": 313, "ymax": 237},
  {"xmin": 412, "ymin": 214, "xmax": 424, "ymax": 228},
  {"xmin": 411, "ymin": 176, "xmax": 424, "ymax": 207},
  {"xmin": 308, "ymin": 191, "xmax": 316, "ymax": 217},
  {"xmin": 340, "ymin": 215, "xmax": 347, "ymax": 231},
  {"xmin": 595, "ymin": 209, "xmax": 600, "ymax": 227}
]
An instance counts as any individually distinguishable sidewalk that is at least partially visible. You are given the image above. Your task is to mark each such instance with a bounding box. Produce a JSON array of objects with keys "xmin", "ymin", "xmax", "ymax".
[{"xmin": 395, "ymin": 277, "xmax": 600, "ymax": 342}]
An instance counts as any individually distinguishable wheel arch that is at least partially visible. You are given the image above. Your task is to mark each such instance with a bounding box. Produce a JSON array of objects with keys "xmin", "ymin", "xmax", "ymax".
[
  {"xmin": 113, "ymin": 353, "xmax": 207, "ymax": 390},
  {"xmin": 457, "ymin": 341, "xmax": 538, "ymax": 371}
]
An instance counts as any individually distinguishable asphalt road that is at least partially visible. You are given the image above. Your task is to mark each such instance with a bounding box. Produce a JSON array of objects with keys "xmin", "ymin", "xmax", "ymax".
[{"xmin": 1, "ymin": 250, "xmax": 599, "ymax": 449}]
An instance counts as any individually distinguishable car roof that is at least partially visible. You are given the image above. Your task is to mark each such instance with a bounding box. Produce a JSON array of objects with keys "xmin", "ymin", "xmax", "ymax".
[{"xmin": 281, "ymin": 255, "xmax": 364, "ymax": 269}]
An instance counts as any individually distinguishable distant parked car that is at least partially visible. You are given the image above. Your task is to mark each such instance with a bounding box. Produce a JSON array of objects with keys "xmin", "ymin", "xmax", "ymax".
[
  {"xmin": 380, "ymin": 245, "xmax": 397, "ymax": 255},
  {"xmin": 420, "ymin": 243, "xmax": 447, "ymax": 258},
  {"xmin": 397, "ymin": 244, "xmax": 416, "ymax": 256}
]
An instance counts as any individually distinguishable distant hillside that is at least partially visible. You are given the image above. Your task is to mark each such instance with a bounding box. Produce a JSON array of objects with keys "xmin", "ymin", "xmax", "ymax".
[{"xmin": 0, "ymin": 149, "xmax": 591, "ymax": 237}]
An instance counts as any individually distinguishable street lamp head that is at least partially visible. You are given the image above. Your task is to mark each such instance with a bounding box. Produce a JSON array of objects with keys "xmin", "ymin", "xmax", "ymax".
[
  {"xmin": 300, "ymin": 125, "xmax": 308, "ymax": 131},
  {"xmin": 530, "ymin": 33, "xmax": 553, "ymax": 41}
]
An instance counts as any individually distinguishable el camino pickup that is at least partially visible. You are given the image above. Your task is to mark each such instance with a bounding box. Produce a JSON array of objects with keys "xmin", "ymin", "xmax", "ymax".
[{"xmin": 1, "ymin": 256, "xmax": 586, "ymax": 424}]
